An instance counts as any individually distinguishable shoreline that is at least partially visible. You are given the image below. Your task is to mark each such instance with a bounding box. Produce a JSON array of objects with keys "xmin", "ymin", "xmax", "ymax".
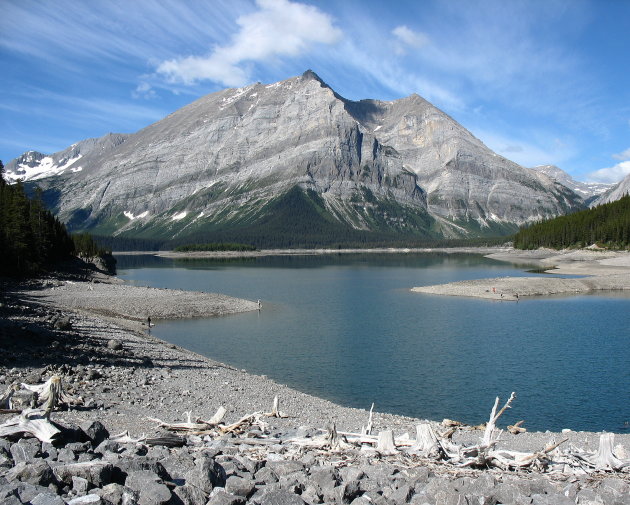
[
  {"xmin": 2, "ymin": 269, "xmax": 628, "ymax": 444},
  {"xmin": 117, "ymin": 246, "xmax": 513, "ymax": 259},
  {"xmin": 2, "ymin": 269, "xmax": 630, "ymax": 502},
  {"xmin": 412, "ymin": 248, "xmax": 630, "ymax": 300}
]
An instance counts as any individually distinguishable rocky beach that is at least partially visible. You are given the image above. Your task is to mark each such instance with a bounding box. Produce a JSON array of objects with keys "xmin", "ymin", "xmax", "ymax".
[{"xmin": 1, "ymin": 257, "xmax": 630, "ymax": 505}]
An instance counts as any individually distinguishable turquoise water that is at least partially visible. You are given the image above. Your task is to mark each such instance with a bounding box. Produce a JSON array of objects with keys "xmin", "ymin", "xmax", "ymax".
[{"xmin": 116, "ymin": 253, "xmax": 630, "ymax": 433}]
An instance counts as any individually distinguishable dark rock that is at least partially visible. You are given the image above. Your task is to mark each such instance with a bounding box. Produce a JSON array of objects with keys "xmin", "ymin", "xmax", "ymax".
[
  {"xmin": 59, "ymin": 424, "xmax": 90, "ymax": 445},
  {"xmin": 184, "ymin": 454, "xmax": 226, "ymax": 494},
  {"xmin": 0, "ymin": 485, "xmax": 21, "ymax": 505},
  {"xmin": 81, "ymin": 421, "xmax": 110, "ymax": 447},
  {"xmin": 57, "ymin": 447, "xmax": 77, "ymax": 462},
  {"xmin": 66, "ymin": 441, "xmax": 92, "ymax": 454},
  {"xmin": 492, "ymin": 482, "xmax": 532, "ymax": 505},
  {"xmin": 257, "ymin": 489, "xmax": 307, "ymax": 505},
  {"xmin": 5, "ymin": 460, "xmax": 57, "ymax": 487},
  {"xmin": 107, "ymin": 340, "xmax": 123, "ymax": 351},
  {"xmin": 386, "ymin": 483, "xmax": 414, "ymax": 504},
  {"xmin": 254, "ymin": 466, "xmax": 279, "ymax": 485},
  {"xmin": 52, "ymin": 461, "xmax": 113, "ymax": 488},
  {"xmin": 207, "ymin": 489, "xmax": 246, "ymax": 505},
  {"xmin": 266, "ymin": 460, "xmax": 305, "ymax": 478},
  {"xmin": 224, "ymin": 475, "xmax": 257, "ymax": 498},
  {"xmin": 234, "ymin": 455, "xmax": 263, "ymax": 475},
  {"xmin": 94, "ymin": 439, "xmax": 122, "ymax": 455},
  {"xmin": 337, "ymin": 479, "xmax": 362, "ymax": 504},
  {"xmin": 531, "ymin": 493, "xmax": 574, "ymax": 505},
  {"xmin": 124, "ymin": 470, "xmax": 171, "ymax": 505},
  {"xmin": 93, "ymin": 482, "xmax": 138, "ymax": 505},
  {"xmin": 54, "ymin": 317, "xmax": 72, "ymax": 330},
  {"xmin": 72, "ymin": 475, "xmax": 90, "ymax": 495},
  {"xmin": 116, "ymin": 457, "xmax": 171, "ymax": 482},
  {"xmin": 14, "ymin": 482, "xmax": 53, "ymax": 503},
  {"xmin": 308, "ymin": 466, "xmax": 339, "ymax": 501},
  {"xmin": 41, "ymin": 442, "xmax": 59, "ymax": 461},
  {"xmin": 300, "ymin": 485, "xmax": 322, "ymax": 505},
  {"xmin": 277, "ymin": 472, "xmax": 306, "ymax": 495},
  {"xmin": 159, "ymin": 450, "xmax": 195, "ymax": 481},
  {"xmin": 0, "ymin": 453, "xmax": 12, "ymax": 469},
  {"xmin": 30, "ymin": 492, "xmax": 66, "ymax": 505},
  {"xmin": 172, "ymin": 483, "xmax": 209, "ymax": 505},
  {"xmin": 338, "ymin": 467, "xmax": 365, "ymax": 483},
  {"xmin": 362, "ymin": 490, "xmax": 393, "ymax": 505}
]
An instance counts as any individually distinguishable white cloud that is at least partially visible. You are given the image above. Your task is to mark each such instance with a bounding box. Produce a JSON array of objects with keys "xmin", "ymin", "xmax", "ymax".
[
  {"xmin": 133, "ymin": 82, "xmax": 157, "ymax": 100},
  {"xmin": 156, "ymin": 0, "xmax": 342, "ymax": 87},
  {"xmin": 587, "ymin": 161, "xmax": 630, "ymax": 184},
  {"xmin": 612, "ymin": 148, "xmax": 630, "ymax": 161},
  {"xmin": 392, "ymin": 25, "xmax": 429, "ymax": 54}
]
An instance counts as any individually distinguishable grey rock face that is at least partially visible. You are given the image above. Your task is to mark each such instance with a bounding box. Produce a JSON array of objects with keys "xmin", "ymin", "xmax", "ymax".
[
  {"xmin": 532, "ymin": 164, "xmax": 612, "ymax": 201},
  {"xmin": 7, "ymin": 71, "xmax": 583, "ymax": 239},
  {"xmin": 592, "ymin": 172, "xmax": 630, "ymax": 206}
]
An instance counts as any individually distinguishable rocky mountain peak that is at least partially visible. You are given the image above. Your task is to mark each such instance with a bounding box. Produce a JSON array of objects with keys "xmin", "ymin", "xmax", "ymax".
[{"xmin": 7, "ymin": 72, "xmax": 585, "ymax": 243}]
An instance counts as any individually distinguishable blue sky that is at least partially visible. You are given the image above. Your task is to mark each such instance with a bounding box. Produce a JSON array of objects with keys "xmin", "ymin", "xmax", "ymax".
[{"xmin": 2, "ymin": 0, "xmax": 629, "ymax": 183}]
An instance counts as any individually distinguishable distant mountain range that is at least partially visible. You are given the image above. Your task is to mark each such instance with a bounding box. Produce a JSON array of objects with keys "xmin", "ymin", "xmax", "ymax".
[
  {"xmin": 4, "ymin": 71, "xmax": 591, "ymax": 246},
  {"xmin": 531, "ymin": 165, "xmax": 612, "ymax": 205}
]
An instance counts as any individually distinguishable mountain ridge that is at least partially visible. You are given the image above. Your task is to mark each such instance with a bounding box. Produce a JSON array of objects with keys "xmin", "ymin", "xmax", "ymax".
[{"xmin": 4, "ymin": 70, "xmax": 584, "ymax": 244}]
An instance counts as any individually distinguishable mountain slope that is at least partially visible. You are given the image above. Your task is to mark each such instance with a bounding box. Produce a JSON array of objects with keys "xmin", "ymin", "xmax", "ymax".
[
  {"xmin": 592, "ymin": 173, "xmax": 630, "ymax": 206},
  {"xmin": 532, "ymin": 165, "xmax": 612, "ymax": 203},
  {"xmin": 5, "ymin": 71, "xmax": 583, "ymax": 244}
]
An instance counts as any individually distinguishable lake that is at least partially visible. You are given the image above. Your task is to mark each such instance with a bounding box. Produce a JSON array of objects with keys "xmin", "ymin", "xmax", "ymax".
[{"xmin": 116, "ymin": 252, "xmax": 630, "ymax": 433}]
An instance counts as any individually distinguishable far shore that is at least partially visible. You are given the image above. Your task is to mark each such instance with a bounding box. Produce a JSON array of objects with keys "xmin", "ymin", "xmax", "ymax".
[
  {"xmin": 412, "ymin": 248, "xmax": 630, "ymax": 300},
  {"xmin": 115, "ymin": 246, "xmax": 513, "ymax": 259}
]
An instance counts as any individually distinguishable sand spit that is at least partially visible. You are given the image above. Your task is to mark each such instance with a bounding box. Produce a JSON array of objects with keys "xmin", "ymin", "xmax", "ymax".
[
  {"xmin": 18, "ymin": 280, "xmax": 259, "ymax": 323},
  {"xmin": 413, "ymin": 248, "xmax": 630, "ymax": 300}
]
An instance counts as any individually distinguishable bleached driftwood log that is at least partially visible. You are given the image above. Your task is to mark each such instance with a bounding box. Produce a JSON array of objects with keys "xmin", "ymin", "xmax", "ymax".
[
  {"xmin": 584, "ymin": 433, "xmax": 630, "ymax": 471},
  {"xmin": 0, "ymin": 408, "xmax": 61, "ymax": 443},
  {"xmin": 0, "ymin": 383, "xmax": 20, "ymax": 410},
  {"xmin": 22, "ymin": 375, "xmax": 82, "ymax": 417},
  {"xmin": 413, "ymin": 423, "xmax": 443, "ymax": 458},
  {"xmin": 482, "ymin": 392, "xmax": 515, "ymax": 447},
  {"xmin": 377, "ymin": 430, "xmax": 397, "ymax": 454}
]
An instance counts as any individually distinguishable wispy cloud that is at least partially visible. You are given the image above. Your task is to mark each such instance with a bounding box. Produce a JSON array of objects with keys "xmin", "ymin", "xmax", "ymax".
[
  {"xmin": 473, "ymin": 128, "xmax": 576, "ymax": 168},
  {"xmin": 156, "ymin": 0, "xmax": 342, "ymax": 87},
  {"xmin": 392, "ymin": 26, "xmax": 429, "ymax": 55},
  {"xmin": 587, "ymin": 161, "xmax": 630, "ymax": 184},
  {"xmin": 612, "ymin": 148, "xmax": 630, "ymax": 161}
]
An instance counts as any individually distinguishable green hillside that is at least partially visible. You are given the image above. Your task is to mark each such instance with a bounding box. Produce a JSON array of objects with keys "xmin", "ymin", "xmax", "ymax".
[{"xmin": 514, "ymin": 194, "xmax": 630, "ymax": 250}]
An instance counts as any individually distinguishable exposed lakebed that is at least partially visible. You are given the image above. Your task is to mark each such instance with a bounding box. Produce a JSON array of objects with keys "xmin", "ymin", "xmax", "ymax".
[{"xmin": 117, "ymin": 252, "xmax": 630, "ymax": 433}]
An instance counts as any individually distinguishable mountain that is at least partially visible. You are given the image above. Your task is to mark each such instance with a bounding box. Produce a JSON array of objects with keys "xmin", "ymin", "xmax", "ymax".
[
  {"xmin": 531, "ymin": 165, "xmax": 612, "ymax": 204},
  {"xmin": 592, "ymin": 172, "xmax": 630, "ymax": 206},
  {"xmin": 4, "ymin": 134, "xmax": 129, "ymax": 183},
  {"xmin": 4, "ymin": 71, "xmax": 583, "ymax": 245}
]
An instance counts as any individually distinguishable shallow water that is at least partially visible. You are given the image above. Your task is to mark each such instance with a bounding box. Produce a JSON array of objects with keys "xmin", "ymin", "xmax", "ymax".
[{"xmin": 117, "ymin": 253, "xmax": 630, "ymax": 433}]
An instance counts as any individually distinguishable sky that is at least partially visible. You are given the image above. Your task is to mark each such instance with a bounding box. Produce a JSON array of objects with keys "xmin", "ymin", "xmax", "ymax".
[{"xmin": 1, "ymin": 0, "xmax": 629, "ymax": 184}]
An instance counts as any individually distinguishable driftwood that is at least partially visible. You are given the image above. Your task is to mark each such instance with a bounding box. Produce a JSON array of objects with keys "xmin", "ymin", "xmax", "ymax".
[
  {"xmin": 140, "ymin": 391, "xmax": 630, "ymax": 476},
  {"xmin": 22, "ymin": 375, "xmax": 83, "ymax": 416},
  {"xmin": 0, "ymin": 408, "xmax": 61, "ymax": 443},
  {"xmin": 0, "ymin": 383, "xmax": 20, "ymax": 409}
]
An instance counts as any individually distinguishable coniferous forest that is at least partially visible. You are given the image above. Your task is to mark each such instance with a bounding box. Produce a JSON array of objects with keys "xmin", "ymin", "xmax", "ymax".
[
  {"xmin": 0, "ymin": 161, "xmax": 110, "ymax": 276},
  {"xmin": 514, "ymin": 194, "xmax": 630, "ymax": 250}
]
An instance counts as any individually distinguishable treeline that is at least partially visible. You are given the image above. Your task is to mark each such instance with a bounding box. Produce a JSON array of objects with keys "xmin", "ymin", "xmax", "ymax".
[
  {"xmin": 514, "ymin": 194, "xmax": 630, "ymax": 250},
  {"xmin": 174, "ymin": 243, "xmax": 257, "ymax": 252},
  {"xmin": 71, "ymin": 232, "xmax": 112, "ymax": 258},
  {"xmin": 0, "ymin": 161, "xmax": 75, "ymax": 276},
  {"xmin": 0, "ymin": 161, "xmax": 113, "ymax": 276}
]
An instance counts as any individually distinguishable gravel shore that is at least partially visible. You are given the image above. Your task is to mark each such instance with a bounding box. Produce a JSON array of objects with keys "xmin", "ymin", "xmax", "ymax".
[{"xmin": 413, "ymin": 248, "xmax": 630, "ymax": 300}]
